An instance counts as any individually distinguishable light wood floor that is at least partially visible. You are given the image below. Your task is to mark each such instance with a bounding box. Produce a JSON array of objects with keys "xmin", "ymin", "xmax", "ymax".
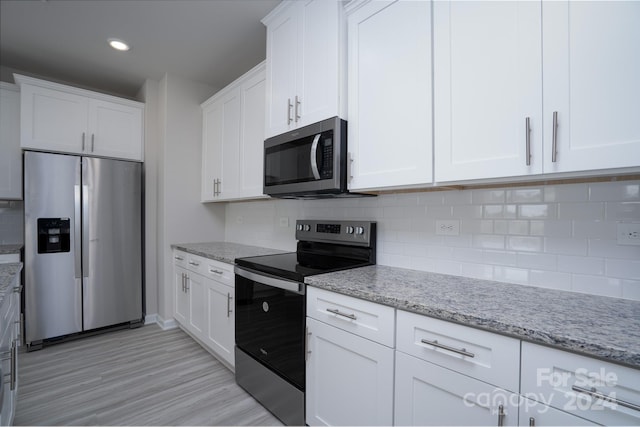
[{"xmin": 15, "ymin": 324, "xmax": 283, "ymax": 426}]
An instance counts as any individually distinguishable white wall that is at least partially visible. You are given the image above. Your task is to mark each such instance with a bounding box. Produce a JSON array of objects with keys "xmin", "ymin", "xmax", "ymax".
[
  {"xmin": 156, "ymin": 74, "xmax": 226, "ymax": 323},
  {"xmin": 226, "ymin": 180, "xmax": 640, "ymax": 301},
  {"xmin": 0, "ymin": 201, "xmax": 23, "ymax": 244}
]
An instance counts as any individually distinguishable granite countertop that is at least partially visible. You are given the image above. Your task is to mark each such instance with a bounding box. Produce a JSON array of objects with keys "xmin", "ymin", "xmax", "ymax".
[
  {"xmin": 305, "ymin": 265, "xmax": 640, "ymax": 369},
  {"xmin": 0, "ymin": 262, "xmax": 23, "ymax": 308},
  {"xmin": 0, "ymin": 244, "xmax": 22, "ymax": 255},
  {"xmin": 171, "ymin": 242, "xmax": 287, "ymax": 264}
]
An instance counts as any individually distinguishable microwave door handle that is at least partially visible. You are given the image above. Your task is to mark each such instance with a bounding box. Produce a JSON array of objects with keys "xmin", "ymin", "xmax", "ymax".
[{"xmin": 310, "ymin": 133, "xmax": 321, "ymax": 180}]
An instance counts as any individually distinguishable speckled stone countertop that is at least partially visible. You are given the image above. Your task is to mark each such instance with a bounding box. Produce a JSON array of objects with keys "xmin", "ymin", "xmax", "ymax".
[
  {"xmin": 171, "ymin": 242, "xmax": 287, "ymax": 265},
  {"xmin": 0, "ymin": 244, "xmax": 22, "ymax": 255},
  {"xmin": 305, "ymin": 265, "xmax": 640, "ymax": 369},
  {"xmin": 0, "ymin": 263, "xmax": 22, "ymax": 308}
]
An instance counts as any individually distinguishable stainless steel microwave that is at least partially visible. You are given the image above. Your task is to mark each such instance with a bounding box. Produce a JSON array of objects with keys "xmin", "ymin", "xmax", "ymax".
[{"xmin": 264, "ymin": 116, "xmax": 351, "ymax": 198}]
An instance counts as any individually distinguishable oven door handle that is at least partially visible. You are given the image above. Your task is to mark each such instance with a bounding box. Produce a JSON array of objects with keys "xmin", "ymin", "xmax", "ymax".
[{"xmin": 234, "ymin": 266, "xmax": 305, "ymax": 295}]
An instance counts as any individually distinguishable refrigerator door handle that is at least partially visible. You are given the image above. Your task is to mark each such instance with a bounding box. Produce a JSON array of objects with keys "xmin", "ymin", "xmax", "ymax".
[
  {"xmin": 74, "ymin": 185, "xmax": 82, "ymax": 279},
  {"xmin": 82, "ymin": 184, "xmax": 89, "ymax": 278}
]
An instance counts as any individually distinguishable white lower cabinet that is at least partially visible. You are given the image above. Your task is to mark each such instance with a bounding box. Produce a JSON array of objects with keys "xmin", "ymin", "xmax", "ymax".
[
  {"xmin": 173, "ymin": 250, "xmax": 235, "ymax": 368},
  {"xmin": 518, "ymin": 398, "xmax": 600, "ymax": 426},
  {"xmin": 0, "ymin": 270, "xmax": 20, "ymax": 426},
  {"xmin": 395, "ymin": 351, "xmax": 519, "ymax": 426},
  {"xmin": 305, "ymin": 317, "xmax": 394, "ymax": 426}
]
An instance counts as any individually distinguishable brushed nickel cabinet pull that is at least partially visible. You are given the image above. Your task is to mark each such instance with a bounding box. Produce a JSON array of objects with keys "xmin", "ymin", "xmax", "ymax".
[
  {"xmin": 305, "ymin": 326, "xmax": 312, "ymax": 361},
  {"xmin": 295, "ymin": 95, "xmax": 301, "ymax": 122},
  {"xmin": 174, "ymin": 255, "xmax": 184, "ymax": 261},
  {"xmin": 209, "ymin": 269, "xmax": 223, "ymax": 275},
  {"xmin": 91, "ymin": 134, "xmax": 95, "ymax": 152},
  {"xmin": 82, "ymin": 132, "xmax": 86, "ymax": 151},
  {"xmin": 227, "ymin": 293, "xmax": 232, "ymax": 318},
  {"xmin": 572, "ymin": 385, "xmax": 640, "ymax": 411},
  {"xmin": 552, "ymin": 111, "xmax": 558, "ymax": 163},
  {"xmin": 497, "ymin": 404, "xmax": 505, "ymax": 426},
  {"xmin": 287, "ymin": 98, "xmax": 293, "ymax": 124},
  {"xmin": 188, "ymin": 261, "xmax": 200, "ymax": 266},
  {"xmin": 525, "ymin": 117, "xmax": 531, "ymax": 166},
  {"xmin": 326, "ymin": 308, "xmax": 357, "ymax": 320},
  {"xmin": 529, "ymin": 417, "xmax": 535, "ymax": 427},
  {"xmin": 420, "ymin": 339, "xmax": 475, "ymax": 358}
]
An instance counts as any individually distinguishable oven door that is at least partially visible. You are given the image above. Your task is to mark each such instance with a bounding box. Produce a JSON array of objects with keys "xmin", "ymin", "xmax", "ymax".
[{"xmin": 234, "ymin": 266, "xmax": 306, "ymax": 390}]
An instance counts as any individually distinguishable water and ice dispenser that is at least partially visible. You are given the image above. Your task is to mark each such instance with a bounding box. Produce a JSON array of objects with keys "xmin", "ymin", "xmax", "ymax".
[{"xmin": 37, "ymin": 218, "xmax": 71, "ymax": 253}]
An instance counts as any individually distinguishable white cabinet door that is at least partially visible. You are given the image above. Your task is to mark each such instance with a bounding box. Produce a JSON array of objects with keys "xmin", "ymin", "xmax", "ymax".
[
  {"xmin": 519, "ymin": 398, "xmax": 600, "ymax": 426},
  {"xmin": 201, "ymin": 97, "xmax": 223, "ymax": 202},
  {"xmin": 87, "ymin": 99, "xmax": 143, "ymax": 161},
  {"xmin": 205, "ymin": 281, "xmax": 235, "ymax": 367},
  {"xmin": 0, "ymin": 83, "xmax": 22, "ymax": 200},
  {"xmin": 239, "ymin": 70, "xmax": 267, "ymax": 199},
  {"xmin": 174, "ymin": 266, "xmax": 189, "ymax": 326},
  {"xmin": 295, "ymin": 0, "xmax": 342, "ymax": 129},
  {"xmin": 219, "ymin": 89, "xmax": 242, "ymax": 200},
  {"xmin": 263, "ymin": 0, "xmax": 344, "ymax": 138},
  {"xmin": 433, "ymin": 0, "xmax": 543, "ymax": 182},
  {"xmin": 187, "ymin": 272, "xmax": 207, "ymax": 341},
  {"xmin": 306, "ymin": 317, "xmax": 394, "ymax": 426},
  {"xmin": 347, "ymin": 0, "xmax": 433, "ymax": 191},
  {"xmin": 394, "ymin": 351, "xmax": 519, "ymax": 426},
  {"xmin": 264, "ymin": 1, "xmax": 299, "ymax": 137},
  {"xmin": 20, "ymin": 82, "xmax": 89, "ymax": 154},
  {"xmin": 542, "ymin": 1, "xmax": 640, "ymax": 173}
]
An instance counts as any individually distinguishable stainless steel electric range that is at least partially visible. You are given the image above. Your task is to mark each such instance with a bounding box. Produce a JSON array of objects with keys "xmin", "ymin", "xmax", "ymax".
[{"xmin": 234, "ymin": 219, "xmax": 376, "ymax": 426}]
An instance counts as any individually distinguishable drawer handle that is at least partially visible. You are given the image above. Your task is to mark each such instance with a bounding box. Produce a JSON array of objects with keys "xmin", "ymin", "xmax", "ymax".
[
  {"xmin": 188, "ymin": 261, "xmax": 200, "ymax": 266},
  {"xmin": 420, "ymin": 339, "xmax": 475, "ymax": 358},
  {"xmin": 571, "ymin": 385, "xmax": 640, "ymax": 412},
  {"xmin": 209, "ymin": 269, "xmax": 224, "ymax": 275},
  {"xmin": 326, "ymin": 308, "xmax": 357, "ymax": 320},
  {"xmin": 13, "ymin": 285, "xmax": 23, "ymax": 293},
  {"xmin": 497, "ymin": 404, "xmax": 505, "ymax": 426},
  {"xmin": 174, "ymin": 256, "xmax": 184, "ymax": 261}
]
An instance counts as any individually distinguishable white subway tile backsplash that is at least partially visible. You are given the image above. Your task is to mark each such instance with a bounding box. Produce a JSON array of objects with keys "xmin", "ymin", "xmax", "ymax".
[
  {"xmin": 589, "ymin": 182, "xmax": 640, "ymax": 202},
  {"xmin": 518, "ymin": 204, "xmax": 555, "ymax": 219},
  {"xmin": 557, "ymin": 255, "xmax": 605, "ymax": 276},
  {"xmin": 557, "ymin": 202, "xmax": 605, "ymax": 220},
  {"xmin": 530, "ymin": 270, "xmax": 572, "ymax": 291},
  {"xmin": 606, "ymin": 259, "xmax": 640, "ymax": 280},
  {"xmin": 507, "ymin": 188, "xmax": 544, "ymax": 203},
  {"xmin": 507, "ymin": 236, "xmax": 543, "ymax": 252},
  {"xmin": 225, "ymin": 180, "xmax": 640, "ymax": 301},
  {"xmin": 605, "ymin": 201, "xmax": 640, "ymax": 221},
  {"xmin": 472, "ymin": 189, "xmax": 505, "ymax": 204},
  {"xmin": 571, "ymin": 274, "xmax": 622, "ymax": 298},
  {"xmin": 544, "ymin": 237, "xmax": 588, "ymax": 256}
]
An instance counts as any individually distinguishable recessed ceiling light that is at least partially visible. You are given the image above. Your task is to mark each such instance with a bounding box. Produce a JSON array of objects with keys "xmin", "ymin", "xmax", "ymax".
[{"xmin": 108, "ymin": 38, "xmax": 130, "ymax": 52}]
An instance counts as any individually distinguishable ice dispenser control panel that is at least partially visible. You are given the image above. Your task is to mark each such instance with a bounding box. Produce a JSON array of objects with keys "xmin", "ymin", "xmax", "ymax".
[{"xmin": 37, "ymin": 218, "xmax": 71, "ymax": 254}]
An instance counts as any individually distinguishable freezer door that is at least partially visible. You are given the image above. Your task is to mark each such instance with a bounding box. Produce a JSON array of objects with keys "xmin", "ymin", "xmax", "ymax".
[
  {"xmin": 83, "ymin": 157, "xmax": 143, "ymax": 330},
  {"xmin": 24, "ymin": 151, "xmax": 83, "ymax": 343}
]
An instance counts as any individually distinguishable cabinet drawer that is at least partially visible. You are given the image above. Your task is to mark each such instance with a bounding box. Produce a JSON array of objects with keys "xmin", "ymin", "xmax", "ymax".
[
  {"xmin": 202, "ymin": 258, "xmax": 233, "ymax": 286},
  {"xmin": 307, "ymin": 287, "xmax": 395, "ymax": 347},
  {"xmin": 173, "ymin": 250, "xmax": 188, "ymax": 268},
  {"xmin": 0, "ymin": 254, "xmax": 20, "ymax": 263},
  {"xmin": 396, "ymin": 310, "xmax": 520, "ymax": 392},
  {"xmin": 521, "ymin": 341, "xmax": 640, "ymax": 425}
]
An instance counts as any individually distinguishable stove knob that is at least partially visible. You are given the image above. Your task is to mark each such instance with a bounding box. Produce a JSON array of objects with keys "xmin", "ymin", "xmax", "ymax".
[
  {"xmin": 304, "ymin": 224, "xmax": 311, "ymax": 232},
  {"xmin": 296, "ymin": 224, "xmax": 304, "ymax": 231},
  {"xmin": 346, "ymin": 226, "xmax": 354, "ymax": 234},
  {"xmin": 355, "ymin": 226, "xmax": 365, "ymax": 235}
]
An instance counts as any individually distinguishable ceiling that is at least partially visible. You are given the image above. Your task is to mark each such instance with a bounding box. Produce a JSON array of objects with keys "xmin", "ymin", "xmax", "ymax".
[{"xmin": 0, "ymin": 0, "xmax": 281, "ymax": 98}]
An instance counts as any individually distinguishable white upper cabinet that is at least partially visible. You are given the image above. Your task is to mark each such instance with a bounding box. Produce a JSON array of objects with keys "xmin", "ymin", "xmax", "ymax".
[
  {"xmin": 434, "ymin": 1, "xmax": 640, "ymax": 184},
  {"xmin": 346, "ymin": 0, "xmax": 433, "ymax": 191},
  {"xmin": 0, "ymin": 83, "xmax": 22, "ymax": 199},
  {"xmin": 542, "ymin": 1, "xmax": 640, "ymax": 173},
  {"xmin": 263, "ymin": 0, "xmax": 345, "ymax": 138},
  {"xmin": 433, "ymin": 1, "xmax": 543, "ymax": 182},
  {"xmin": 15, "ymin": 74, "xmax": 144, "ymax": 162},
  {"xmin": 201, "ymin": 62, "xmax": 267, "ymax": 202}
]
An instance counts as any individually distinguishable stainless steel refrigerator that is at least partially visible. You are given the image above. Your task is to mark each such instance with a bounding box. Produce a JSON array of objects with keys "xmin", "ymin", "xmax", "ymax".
[{"xmin": 24, "ymin": 151, "xmax": 143, "ymax": 349}]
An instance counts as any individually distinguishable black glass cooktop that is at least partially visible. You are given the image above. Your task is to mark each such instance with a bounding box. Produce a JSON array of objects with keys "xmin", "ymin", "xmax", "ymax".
[{"xmin": 235, "ymin": 251, "xmax": 372, "ymax": 283}]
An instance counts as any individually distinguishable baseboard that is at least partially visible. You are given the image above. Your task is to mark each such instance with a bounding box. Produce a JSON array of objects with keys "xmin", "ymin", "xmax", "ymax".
[{"xmin": 145, "ymin": 313, "xmax": 178, "ymax": 330}]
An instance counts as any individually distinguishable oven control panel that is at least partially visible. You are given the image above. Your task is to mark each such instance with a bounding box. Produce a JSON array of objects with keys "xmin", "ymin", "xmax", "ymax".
[{"xmin": 295, "ymin": 220, "xmax": 376, "ymax": 246}]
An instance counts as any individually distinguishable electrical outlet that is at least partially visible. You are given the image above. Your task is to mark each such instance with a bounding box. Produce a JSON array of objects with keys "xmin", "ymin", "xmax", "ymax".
[
  {"xmin": 279, "ymin": 217, "xmax": 289, "ymax": 227},
  {"xmin": 436, "ymin": 219, "xmax": 460, "ymax": 236},
  {"xmin": 617, "ymin": 223, "xmax": 640, "ymax": 246}
]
